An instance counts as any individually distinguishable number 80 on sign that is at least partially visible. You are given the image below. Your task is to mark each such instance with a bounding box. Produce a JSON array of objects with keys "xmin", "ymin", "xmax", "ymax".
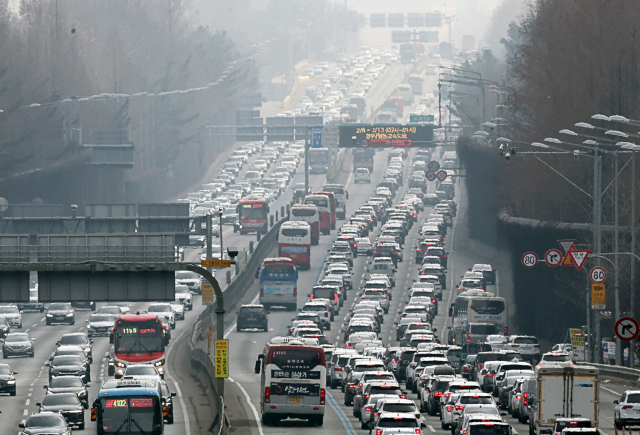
[
  {"xmin": 521, "ymin": 252, "xmax": 538, "ymax": 268},
  {"xmin": 590, "ymin": 266, "xmax": 606, "ymax": 283}
]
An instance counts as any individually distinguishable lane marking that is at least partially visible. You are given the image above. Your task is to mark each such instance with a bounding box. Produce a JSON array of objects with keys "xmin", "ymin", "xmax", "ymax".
[
  {"xmin": 428, "ymin": 425, "xmax": 436, "ymax": 432},
  {"xmin": 229, "ymin": 377, "xmax": 264, "ymax": 435},
  {"xmin": 23, "ymin": 409, "xmax": 28, "ymax": 416},
  {"xmin": 602, "ymin": 386, "xmax": 620, "ymax": 395},
  {"xmin": 326, "ymin": 391, "xmax": 358, "ymax": 435},
  {"xmin": 25, "ymin": 399, "xmax": 30, "ymax": 405},
  {"xmin": 164, "ymin": 327, "xmax": 191, "ymax": 435}
]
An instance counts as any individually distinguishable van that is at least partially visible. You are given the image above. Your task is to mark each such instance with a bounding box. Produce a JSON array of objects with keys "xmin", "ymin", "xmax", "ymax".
[
  {"xmin": 368, "ymin": 258, "xmax": 397, "ymax": 285},
  {"xmin": 310, "ymin": 286, "xmax": 340, "ymax": 314}
]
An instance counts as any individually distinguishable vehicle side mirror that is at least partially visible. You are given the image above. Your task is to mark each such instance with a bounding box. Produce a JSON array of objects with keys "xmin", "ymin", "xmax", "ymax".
[
  {"xmin": 90, "ymin": 339, "xmax": 94, "ymax": 343},
  {"xmin": 45, "ymin": 363, "xmax": 50, "ymax": 367},
  {"xmin": 43, "ymin": 385, "xmax": 48, "ymax": 389},
  {"xmin": 254, "ymin": 360, "xmax": 261, "ymax": 374},
  {"xmin": 433, "ymin": 328, "xmax": 437, "ymax": 332},
  {"xmin": 18, "ymin": 424, "xmax": 24, "ymax": 429},
  {"xmin": 614, "ymin": 400, "xmax": 619, "ymax": 404},
  {"xmin": 85, "ymin": 319, "xmax": 89, "ymax": 322},
  {"xmin": 56, "ymin": 341, "xmax": 60, "ymax": 345},
  {"xmin": 171, "ymin": 392, "xmax": 177, "ymax": 397},
  {"xmin": 448, "ymin": 307, "xmax": 453, "ymax": 317},
  {"xmin": 36, "ymin": 402, "xmax": 41, "ymax": 407},
  {"xmin": 500, "ymin": 412, "xmax": 507, "ymax": 416}
]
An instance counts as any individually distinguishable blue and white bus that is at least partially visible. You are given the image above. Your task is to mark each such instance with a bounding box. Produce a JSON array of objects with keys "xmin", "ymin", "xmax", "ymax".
[
  {"xmin": 92, "ymin": 379, "xmax": 164, "ymax": 435},
  {"xmin": 259, "ymin": 257, "xmax": 299, "ymax": 311}
]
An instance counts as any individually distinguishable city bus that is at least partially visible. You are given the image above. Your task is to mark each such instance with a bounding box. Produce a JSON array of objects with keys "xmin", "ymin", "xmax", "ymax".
[
  {"xmin": 353, "ymin": 148, "xmax": 374, "ymax": 172},
  {"xmin": 312, "ymin": 191, "xmax": 336, "ymax": 230},
  {"xmin": 259, "ymin": 258, "xmax": 299, "ymax": 311},
  {"xmin": 255, "ymin": 337, "xmax": 326, "ymax": 426},
  {"xmin": 447, "ymin": 291, "xmax": 508, "ymax": 345},
  {"xmin": 278, "ymin": 221, "xmax": 312, "ymax": 270},
  {"xmin": 237, "ymin": 196, "xmax": 270, "ymax": 235},
  {"xmin": 304, "ymin": 194, "xmax": 331, "ymax": 235},
  {"xmin": 111, "ymin": 314, "xmax": 167, "ymax": 376},
  {"xmin": 290, "ymin": 204, "xmax": 319, "ymax": 245},
  {"xmin": 322, "ymin": 184, "xmax": 349, "ymax": 220},
  {"xmin": 91, "ymin": 378, "xmax": 164, "ymax": 435},
  {"xmin": 309, "ymin": 148, "xmax": 329, "ymax": 174}
]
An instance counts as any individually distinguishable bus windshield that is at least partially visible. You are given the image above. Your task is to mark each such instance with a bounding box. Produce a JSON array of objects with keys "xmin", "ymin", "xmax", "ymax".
[
  {"xmin": 239, "ymin": 204, "xmax": 268, "ymax": 220},
  {"xmin": 100, "ymin": 396, "xmax": 160, "ymax": 433},
  {"xmin": 282, "ymin": 228, "xmax": 309, "ymax": 237},
  {"xmin": 269, "ymin": 348, "xmax": 323, "ymax": 370},
  {"xmin": 115, "ymin": 320, "xmax": 164, "ymax": 354},
  {"xmin": 471, "ymin": 300, "xmax": 505, "ymax": 315},
  {"xmin": 292, "ymin": 208, "xmax": 317, "ymax": 217},
  {"xmin": 305, "ymin": 197, "xmax": 328, "ymax": 208}
]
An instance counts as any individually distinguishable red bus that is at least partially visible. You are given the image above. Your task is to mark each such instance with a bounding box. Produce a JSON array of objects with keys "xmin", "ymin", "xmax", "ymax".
[
  {"xmin": 313, "ymin": 191, "xmax": 336, "ymax": 230},
  {"xmin": 290, "ymin": 204, "xmax": 320, "ymax": 245},
  {"xmin": 353, "ymin": 148, "xmax": 374, "ymax": 172},
  {"xmin": 111, "ymin": 314, "xmax": 167, "ymax": 376},
  {"xmin": 304, "ymin": 194, "xmax": 331, "ymax": 235},
  {"xmin": 237, "ymin": 196, "xmax": 269, "ymax": 235},
  {"xmin": 278, "ymin": 221, "xmax": 312, "ymax": 269}
]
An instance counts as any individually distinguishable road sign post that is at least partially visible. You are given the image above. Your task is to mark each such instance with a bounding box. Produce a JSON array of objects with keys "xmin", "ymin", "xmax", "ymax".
[
  {"xmin": 201, "ymin": 259, "xmax": 232, "ymax": 268},
  {"xmin": 436, "ymin": 170, "xmax": 448, "ymax": 182},
  {"xmin": 569, "ymin": 250, "xmax": 590, "ymax": 270},
  {"xmin": 426, "ymin": 171, "xmax": 437, "ymax": 181},
  {"xmin": 427, "ymin": 161, "xmax": 440, "ymax": 172},
  {"xmin": 214, "ymin": 339, "xmax": 229, "ymax": 377},
  {"xmin": 615, "ymin": 317, "xmax": 640, "ymax": 341},
  {"xmin": 521, "ymin": 252, "xmax": 538, "ymax": 268}
]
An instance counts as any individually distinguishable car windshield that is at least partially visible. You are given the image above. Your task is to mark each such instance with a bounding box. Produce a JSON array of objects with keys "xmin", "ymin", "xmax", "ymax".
[
  {"xmin": 125, "ymin": 366, "xmax": 157, "ymax": 376},
  {"xmin": 378, "ymin": 418, "xmax": 418, "ymax": 428},
  {"xmin": 460, "ymin": 396, "xmax": 493, "ymax": 404},
  {"xmin": 56, "ymin": 350, "xmax": 84, "ymax": 358},
  {"xmin": 99, "ymin": 307, "xmax": 121, "ymax": 314},
  {"xmin": 470, "ymin": 325, "xmax": 498, "ymax": 334},
  {"xmin": 0, "ymin": 306, "xmax": 18, "ymax": 314},
  {"xmin": 91, "ymin": 315, "xmax": 113, "ymax": 322},
  {"xmin": 60, "ymin": 335, "xmax": 87, "ymax": 345},
  {"xmin": 5, "ymin": 334, "xmax": 28, "ymax": 342},
  {"xmin": 382, "ymin": 403, "xmax": 416, "ymax": 412},
  {"xmin": 26, "ymin": 415, "xmax": 67, "ymax": 428},
  {"xmin": 51, "ymin": 377, "xmax": 83, "ymax": 387},
  {"xmin": 0, "ymin": 365, "xmax": 11, "ymax": 375},
  {"xmin": 43, "ymin": 394, "xmax": 80, "ymax": 406},
  {"xmin": 469, "ymin": 426, "xmax": 510, "ymax": 435},
  {"xmin": 148, "ymin": 305, "xmax": 171, "ymax": 313},
  {"xmin": 53, "ymin": 356, "xmax": 83, "ymax": 366},
  {"xmin": 48, "ymin": 303, "xmax": 70, "ymax": 311},
  {"xmin": 240, "ymin": 307, "xmax": 264, "ymax": 314},
  {"xmin": 543, "ymin": 354, "xmax": 571, "ymax": 361},
  {"xmin": 514, "ymin": 337, "xmax": 538, "ymax": 344},
  {"xmin": 314, "ymin": 288, "xmax": 335, "ymax": 299}
]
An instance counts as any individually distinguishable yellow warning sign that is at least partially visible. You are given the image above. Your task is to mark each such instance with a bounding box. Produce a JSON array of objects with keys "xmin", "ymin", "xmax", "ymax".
[
  {"xmin": 561, "ymin": 245, "xmax": 577, "ymax": 266},
  {"xmin": 214, "ymin": 340, "xmax": 229, "ymax": 378},
  {"xmin": 201, "ymin": 259, "xmax": 232, "ymax": 268},
  {"xmin": 202, "ymin": 282, "xmax": 214, "ymax": 305},
  {"xmin": 591, "ymin": 283, "xmax": 606, "ymax": 309}
]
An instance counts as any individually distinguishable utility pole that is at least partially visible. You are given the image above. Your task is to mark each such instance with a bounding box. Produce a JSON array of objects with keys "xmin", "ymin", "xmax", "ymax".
[
  {"xmin": 632, "ymin": 152, "xmax": 637, "ymax": 367},
  {"xmin": 615, "ymin": 152, "xmax": 622, "ymax": 365},
  {"xmin": 305, "ymin": 127, "xmax": 310, "ymax": 195},
  {"xmin": 438, "ymin": 83, "xmax": 442, "ymax": 128}
]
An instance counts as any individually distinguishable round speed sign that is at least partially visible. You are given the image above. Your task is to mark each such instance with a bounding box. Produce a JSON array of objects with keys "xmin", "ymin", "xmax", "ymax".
[
  {"xmin": 521, "ymin": 252, "xmax": 538, "ymax": 268},
  {"xmin": 590, "ymin": 266, "xmax": 607, "ymax": 283},
  {"xmin": 426, "ymin": 171, "xmax": 437, "ymax": 181}
]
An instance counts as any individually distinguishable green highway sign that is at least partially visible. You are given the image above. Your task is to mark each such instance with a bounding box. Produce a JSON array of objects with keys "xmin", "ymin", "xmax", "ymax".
[
  {"xmin": 338, "ymin": 124, "xmax": 435, "ymax": 148},
  {"xmin": 409, "ymin": 114, "xmax": 434, "ymax": 123}
]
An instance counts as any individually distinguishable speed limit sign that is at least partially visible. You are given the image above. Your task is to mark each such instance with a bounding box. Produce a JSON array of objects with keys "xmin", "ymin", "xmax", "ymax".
[
  {"xmin": 590, "ymin": 266, "xmax": 607, "ymax": 283},
  {"xmin": 521, "ymin": 252, "xmax": 538, "ymax": 268}
]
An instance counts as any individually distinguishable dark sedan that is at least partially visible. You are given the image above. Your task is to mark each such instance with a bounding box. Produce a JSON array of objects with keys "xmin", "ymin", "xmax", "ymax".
[
  {"xmin": 19, "ymin": 412, "xmax": 71, "ymax": 435},
  {"xmin": 0, "ymin": 363, "xmax": 17, "ymax": 395},
  {"xmin": 47, "ymin": 355, "xmax": 90, "ymax": 383},
  {"xmin": 45, "ymin": 303, "xmax": 75, "ymax": 325},
  {"xmin": 160, "ymin": 380, "xmax": 177, "ymax": 424},
  {"xmin": 37, "ymin": 393, "xmax": 85, "ymax": 429},
  {"xmin": 44, "ymin": 376, "xmax": 89, "ymax": 408}
]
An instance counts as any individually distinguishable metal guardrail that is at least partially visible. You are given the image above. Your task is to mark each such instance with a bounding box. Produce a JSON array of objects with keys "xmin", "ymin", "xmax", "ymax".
[{"xmin": 577, "ymin": 362, "xmax": 640, "ymax": 383}]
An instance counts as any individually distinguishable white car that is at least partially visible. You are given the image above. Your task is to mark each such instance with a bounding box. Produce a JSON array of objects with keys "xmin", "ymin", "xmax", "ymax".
[
  {"xmin": 355, "ymin": 167, "xmax": 371, "ymax": 183},
  {"xmin": 174, "ymin": 285, "xmax": 193, "ymax": 310},
  {"xmin": 615, "ymin": 391, "xmax": 640, "ymax": 428},
  {"xmin": 0, "ymin": 305, "xmax": 22, "ymax": 328},
  {"xmin": 147, "ymin": 303, "xmax": 176, "ymax": 329},
  {"xmin": 169, "ymin": 302, "xmax": 185, "ymax": 320},
  {"xmin": 356, "ymin": 237, "xmax": 374, "ymax": 255},
  {"xmin": 122, "ymin": 363, "xmax": 163, "ymax": 380}
]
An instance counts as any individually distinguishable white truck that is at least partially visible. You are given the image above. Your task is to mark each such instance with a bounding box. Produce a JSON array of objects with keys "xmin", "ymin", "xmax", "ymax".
[{"xmin": 531, "ymin": 364, "xmax": 599, "ymax": 435}]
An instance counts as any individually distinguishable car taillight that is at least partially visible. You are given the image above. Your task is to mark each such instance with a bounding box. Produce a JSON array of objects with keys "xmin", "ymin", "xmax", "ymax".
[
  {"xmin": 623, "ymin": 405, "xmax": 634, "ymax": 410},
  {"xmin": 259, "ymin": 314, "xmax": 266, "ymax": 317},
  {"xmin": 349, "ymin": 384, "xmax": 357, "ymax": 389},
  {"xmin": 365, "ymin": 407, "xmax": 372, "ymax": 412},
  {"xmin": 264, "ymin": 387, "xmax": 271, "ymax": 403},
  {"xmin": 400, "ymin": 394, "xmax": 406, "ymax": 398},
  {"xmin": 374, "ymin": 251, "xmax": 380, "ymax": 255},
  {"xmin": 354, "ymin": 243, "xmax": 357, "ymax": 247},
  {"xmin": 381, "ymin": 296, "xmax": 387, "ymax": 299},
  {"xmin": 392, "ymin": 252, "xmax": 398, "ymax": 255},
  {"xmin": 435, "ymin": 392, "xmax": 442, "ymax": 397},
  {"xmin": 504, "ymin": 327, "xmax": 508, "ymax": 335},
  {"xmin": 392, "ymin": 360, "xmax": 397, "ymax": 363},
  {"xmin": 320, "ymin": 388, "xmax": 326, "ymax": 405},
  {"xmin": 415, "ymin": 413, "xmax": 421, "ymax": 419},
  {"xmin": 294, "ymin": 287, "xmax": 297, "ymax": 297},
  {"xmin": 477, "ymin": 363, "xmax": 483, "ymax": 369},
  {"xmin": 260, "ymin": 288, "xmax": 264, "ymax": 297},
  {"xmin": 432, "ymin": 299, "xmax": 436, "ymax": 303},
  {"xmin": 359, "ymin": 383, "xmax": 363, "ymax": 387},
  {"xmin": 310, "ymin": 294, "xmax": 314, "ymax": 301},
  {"xmin": 455, "ymin": 405, "xmax": 464, "ymax": 410},
  {"xmin": 365, "ymin": 394, "xmax": 370, "ymax": 399},
  {"xmin": 91, "ymin": 408, "xmax": 97, "ymax": 421},
  {"xmin": 516, "ymin": 395, "xmax": 521, "ymax": 400},
  {"xmin": 463, "ymin": 366, "xmax": 469, "ymax": 372},
  {"xmin": 163, "ymin": 406, "xmax": 169, "ymax": 417},
  {"xmin": 446, "ymin": 406, "xmax": 453, "ymax": 412},
  {"xmin": 335, "ymin": 295, "xmax": 338, "ymax": 304},
  {"xmin": 377, "ymin": 430, "xmax": 382, "ymax": 435},
  {"xmin": 524, "ymin": 400, "xmax": 528, "ymax": 405},
  {"xmin": 445, "ymin": 393, "xmax": 451, "ymax": 398},
  {"xmin": 488, "ymin": 374, "xmax": 495, "ymax": 377},
  {"xmin": 467, "ymin": 334, "xmax": 471, "ymax": 343},
  {"xmin": 335, "ymin": 367, "xmax": 342, "ymax": 371},
  {"xmin": 443, "ymin": 255, "xmax": 447, "ymax": 257},
  {"xmin": 417, "ymin": 248, "xmax": 422, "ymax": 252}
]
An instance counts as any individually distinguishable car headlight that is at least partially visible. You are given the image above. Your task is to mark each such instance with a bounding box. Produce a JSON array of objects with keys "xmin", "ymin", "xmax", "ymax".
[
  {"xmin": 66, "ymin": 313, "xmax": 73, "ymax": 317},
  {"xmin": 115, "ymin": 361, "xmax": 126, "ymax": 368},
  {"xmin": 46, "ymin": 314, "xmax": 53, "ymax": 317},
  {"xmin": 7, "ymin": 380, "xmax": 15, "ymax": 384},
  {"xmin": 155, "ymin": 359, "xmax": 165, "ymax": 367},
  {"xmin": 78, "ymin": 390, "xmax": 87, "ymax": 397}
]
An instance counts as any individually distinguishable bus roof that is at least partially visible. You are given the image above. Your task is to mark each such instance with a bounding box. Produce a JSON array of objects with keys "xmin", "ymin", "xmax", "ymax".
[
  {"xmin": 99, "ymin": 379, "xmax": 160, "ymax": 397},
  {"xmin": 281, "ymin": 221, "xmax": 311, "ymax": 229},
  {"xmin": 262, "ymin": 257, "xmax": 295, "ymax": 265},
  {"xmin": 117, "ymin": 313, "xmax": 159, "ymax": 322},
  {"xmin": 291, "ymin": 204, "xmax": 318, "ymax": 210},
  {"xmin": 239, "ymin": 196, "xmax": 267, "ymax": 203},
  {"xmin": 310, "ymin": 147, "xmax": 329, "ymax": 152}
]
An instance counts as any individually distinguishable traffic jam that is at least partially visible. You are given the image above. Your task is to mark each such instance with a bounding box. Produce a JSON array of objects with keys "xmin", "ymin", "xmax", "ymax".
[{"xmin": 234, "ymin": 141, "xmax": 608, "ymax": 435}]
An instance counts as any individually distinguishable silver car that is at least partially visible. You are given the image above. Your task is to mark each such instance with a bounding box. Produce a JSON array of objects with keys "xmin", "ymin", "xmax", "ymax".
[
  {"xmin": 0, "ymin": 305, "xmax": 22, "ymax": 328},
  {"xmin": 2, "ymin": 332, "xmax": 35, "ymax": 358}
]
